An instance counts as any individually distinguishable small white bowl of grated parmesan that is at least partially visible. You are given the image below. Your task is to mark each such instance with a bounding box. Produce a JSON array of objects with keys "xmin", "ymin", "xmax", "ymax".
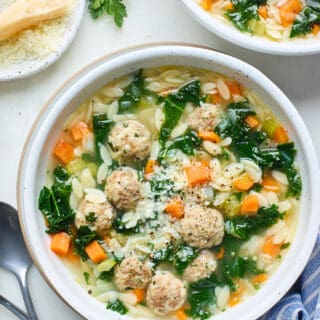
[{"xmin": 0, "ymin": 0, "xmax": 85, "ymax": 81}]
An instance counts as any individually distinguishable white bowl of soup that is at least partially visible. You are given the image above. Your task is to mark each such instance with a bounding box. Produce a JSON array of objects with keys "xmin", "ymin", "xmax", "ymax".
[
  {"xmin": 17, "ymin": 44, "xmax": 320, "ymax": 320},
  {"xmin": 181, "ymin": 0, "xmax": 320, "ymax": 55}
]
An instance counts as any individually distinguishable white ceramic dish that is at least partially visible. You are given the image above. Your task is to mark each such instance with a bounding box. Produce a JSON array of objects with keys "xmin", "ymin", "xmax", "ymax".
[
  {"xmin": 17, "ymin": 43, "xmax": 320, "ymax": 320},
  {"xmin": 0, "ymin": 0, "xmax": 85, "ymax": 82},
  {"xmin": 180, "ymin": 0, "xmax": 320, "ymax": 55}
]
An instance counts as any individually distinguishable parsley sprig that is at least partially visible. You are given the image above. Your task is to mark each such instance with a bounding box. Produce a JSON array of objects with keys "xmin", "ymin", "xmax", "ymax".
[{"xmin": 88, "ymin": 0, "xmax": 127, "ymax": 27}]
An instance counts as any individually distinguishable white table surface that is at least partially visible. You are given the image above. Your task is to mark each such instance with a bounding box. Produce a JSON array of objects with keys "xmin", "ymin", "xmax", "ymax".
[{"xmin": 0, "ymin": 1, "xmax": 319, "ymax": 319}]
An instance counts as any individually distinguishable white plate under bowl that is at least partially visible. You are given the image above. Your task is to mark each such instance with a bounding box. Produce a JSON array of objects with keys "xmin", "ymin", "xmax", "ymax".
[
  {"xmin": 0, "ymin": 0, "xmax": 85, "ymax": 81},
  {"xmin": 18, "ymin": 44, "xmax": 320, "ymax": 320},
  {"xmin": 180, "ymin": 0, "xmax": 320, "ymax": 55}
]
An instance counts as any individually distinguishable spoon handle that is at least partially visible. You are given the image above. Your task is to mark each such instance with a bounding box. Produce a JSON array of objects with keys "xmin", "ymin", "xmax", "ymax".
[
  {"xmin": 0, "ymin": 294, "xmax": 29, "ymax": 320},
  {"xmin": 17, "ymin": 271, "xmax": 39, "ymax": 320}
]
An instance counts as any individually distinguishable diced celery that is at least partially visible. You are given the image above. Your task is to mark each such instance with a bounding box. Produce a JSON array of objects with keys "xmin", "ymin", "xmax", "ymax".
[
  {"xmin": 137, "ymin": 96, "xmax": 157, "ymax": 110},
  {"xmin": 220, "ymin": 193, "xmax": 242, "ymax": 217},
  {"xmin": 248, "ymin": 20, "xmax": 256, "ymax": 32},
  {"xmin": 66, "ymin": 159, "xmax": 86, "ymax": 175},
  {"xmin": 87, "ymin": 162, "xmax": 98, "ymax": 177},
  {"xmin": 253, "ymin": 21, "xmax": 266, "ymax": 36},
  {"xmin": 97, "ymin": 258, "xmax": 117, "ymax": 273},
  {"xmin": 262, "ymin": 117, "xmax": 279, "ymax": 137}
]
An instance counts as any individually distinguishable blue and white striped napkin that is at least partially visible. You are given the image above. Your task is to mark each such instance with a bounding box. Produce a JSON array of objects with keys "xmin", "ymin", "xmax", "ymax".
[{"xmin": 261, "ymin": 233, "xmax": 320, "ymax": 320}]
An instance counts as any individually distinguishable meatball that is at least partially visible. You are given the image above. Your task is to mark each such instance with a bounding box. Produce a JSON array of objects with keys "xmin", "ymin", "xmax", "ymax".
[
  {"xmin": 183, "ymin": 250, "xmax": 217, "ymax": 282},
  {"xmin": 75, "ymin": 199, "xmax": 115, "ymax": 236},
  {"xmin": 105, "ymin": 167, "xmax": 142, "ymax": 210},
  {"xmin": 187, "ymin": 103, "xmax": 218, "ymax": 131},
  {"xmin": 180, "ymin": 206, "xmax": 224, "ymax": 248},
  {"xmin": 114, "ymin": 256, "xmax": 153, "ymax": 291},
  {"xmin": 109, "ymin": 120, "xmax": 151, "ymax": 164},
  {"xmin": 146, "ymin": 271, "xmax": 187, "ymax": 315}
]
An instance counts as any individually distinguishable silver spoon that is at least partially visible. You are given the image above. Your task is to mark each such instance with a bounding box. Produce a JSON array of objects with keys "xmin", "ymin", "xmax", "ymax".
[
  {"xmin": 0, "ymin": 294, "xmax": 29, "ymax": 320},
  {"xmin": 0, "ymin": 202, "xmax": 38, "ymax": 320}
]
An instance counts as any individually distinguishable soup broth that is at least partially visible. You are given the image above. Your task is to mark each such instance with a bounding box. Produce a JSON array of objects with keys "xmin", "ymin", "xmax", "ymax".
[{"xmin": 39, "ymin": 66, "xmax": 301, "ymax": 319}]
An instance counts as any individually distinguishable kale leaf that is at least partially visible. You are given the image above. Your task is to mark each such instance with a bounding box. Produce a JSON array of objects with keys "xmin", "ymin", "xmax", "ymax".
[
  {"xmin": 99, "ymin": 269, "xmax": 115, "ymax": 282},
  {"xmin": 186, "ymin": 274, "xmax": 219, "ymax": 320},
  {"xmin": 174, "ymin": 245, "xmax": 199, "ymax": 275},
  {"xmin": 150, "ymin": 177, "xmax": 175, "ymax": 200},
  {"xmin": 112, "ymin": 215, "xmax": 145, "ymax": 234},
  {"xmin": 216, "ymin": 101, "xmax": 302, "ymax": 198},
  {"xmin": 118, "ymin": 70, "xmax": 146, "ymax": 114},
  {"xmin": 74, "ymin": 226, "xmax": 98, "ymax": 260},
  {"xmin": 225, "ymin": 204, "xmax": 283, "ymax": 240},
  {"xmin": 53, "ymin": 165, "xmax": 70, "ymax": 182},
  {"xmin": 38, "ymin": 166, "xmax": 74, "ymax": 234},
  {"xmin": 92, "ymin": 113, "xmax": 114, "ymax": 161},
  {"xmin": 106, "ymin": 299, "xmax": 128, "ymax": 315},
  {"xmin": 221, "ymin": 256, "xmax": 262, "ymax": 284},
  {"xmin": 88, "ymin": 0, "xmax": 127, "ymax": 27},
  {"xmin": 285, "ymin": 166, "xmax": 302, "ymax": 197},
  {"xmin": 159, "ymin": 79, "xmax": 201, "ymax": 145},
  {"xmin": 158, "ymin": 129, "xmax": 202, "ymax": 159},
  {"xmin": 291, "ymin": 7, "xmax": 320, "ymax": 37},
  {"xmin": 218, "ymin": 235, "xmax": 263, "ymax": 290},
  {"xmin": 152, "ymin": 244, "xmax": 198, "ymax": 275},
  {"xmin": 152, "ymin": 244, "xmax": 175, "ymax": 263},
  {"xmin": 226, "ymin": 0, "xmax": 266, "ymax": 33}
]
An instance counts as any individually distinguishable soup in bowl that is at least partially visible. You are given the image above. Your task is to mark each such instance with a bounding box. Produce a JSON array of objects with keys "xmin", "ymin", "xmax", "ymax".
[
  {"xmin": 181, "ymin": 0, "xmax": 320, "ymax": 55},
  {"xmin": 17, "ymin": 44, "xmax": 320, "ymax": 320}
]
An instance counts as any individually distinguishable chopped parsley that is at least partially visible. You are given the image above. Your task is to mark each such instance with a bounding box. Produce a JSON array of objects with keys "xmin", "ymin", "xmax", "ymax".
[{"xmin": 86, "ymin": 212, "xmax": 97, "ymax": 223}]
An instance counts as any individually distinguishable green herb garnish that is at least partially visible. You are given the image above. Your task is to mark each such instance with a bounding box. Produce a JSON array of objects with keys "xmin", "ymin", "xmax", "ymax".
[{"xmin": 88, "ymin": 0, "xmax": 127, "ymax": 27}]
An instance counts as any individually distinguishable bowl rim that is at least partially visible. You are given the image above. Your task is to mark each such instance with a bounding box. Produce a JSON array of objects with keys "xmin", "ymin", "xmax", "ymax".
[
  {"xmin": 180, "ymin": 0, "xmax": 320, "ymax": 56},
  {"xmin": 0, "ymin": 0, "xmax": 86, "ymax": 82},
  {"xmin": 17, "ymin": 42, "xmax": 320, "ymax": 320}
]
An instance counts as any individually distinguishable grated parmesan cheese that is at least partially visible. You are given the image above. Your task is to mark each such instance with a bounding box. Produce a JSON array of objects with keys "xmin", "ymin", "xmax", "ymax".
[{"xmin": 0, "ymin": 1, "xmax": 73, "ymax": 66}]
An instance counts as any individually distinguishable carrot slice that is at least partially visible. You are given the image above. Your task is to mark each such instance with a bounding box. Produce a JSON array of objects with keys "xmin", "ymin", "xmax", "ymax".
[
  {"xmin": 50, "ymin": 232, "xmax": 71, "ymax": 256},
  {"xmin": 216, "ymin": 247, "xmax": 225, "ymax": 259},
  {"xmin": 185, "ymin": 161, "xmax": 211, "ymax": 187},
  {"xmin": 279, "ymin": 0, "xmax": 302, "ymax": 27},
  {"xmin": 226, "ymin": 81, "xmax": 242, "ymax": 96},
  {"xmin": 175, "ymin": 308, "xmax": 187, "ymax": 320},
  {"xmin": 198, "ymin": 130, "xmax": 221, "ymax": 143},
  {"xmin": 252, "ymin": 274, "xmax": 267, "ymax": 285},
  {"xmin": 225, "ymin": 1, "xmax": 234, "ymax": 10},
  {"xmin": 273, "ymin": 125, "xmax": 289, "ymax": 144},
  {"xmin": 202, "ymin": 0, "xmax": 213, "ymax": 10},
  {"xmin": 258, "ymin": 5, "xmax": 268, "ymax": 19},
  {"xmin": 210, "ymin": 93, "xmax": 223, "ymax": 104},
  {"xmin": 53, "ymin": 139, "xmax": 74, "ymax": 164},
  {"xmin": 233, "ymin": 173, "xmax": 254, "ymax": 191},
  {"xmin": 165, "ymin": 197, "xmax": 185, "ymax": 219},
  {"xmin": 312, "ymin": 24, "xmax": 320, "ymax": 35},
  {"xmin": 85, "ymin": 240, "xmax": 107, "ymax": 264},
  {"xmin": 70, "ymin": 122, "xmax": 90, "ymax": 141},
  {"xmin": 133, "ymin": 289, "xmax": 145, "ymax": 304},
  {"xmin": 228, "ymin": 281, "xmax": 244, "ymax": 306},
  {"xmin": 262, "ymin": 175, "xmax": 280, "ymax": 191},
  {"xmin": 145, "ymin": 159, "xmax": 156, "ymax": 175},
  {"xmin": 262, "ymin": 236, "xmax": 282, "ymax": 257},
  {"xmin": 240, "ymin": 194, "xmax": 259, "ymax": 215},
  {"xmin": 245, "ymin": 115, "xmax": 259, "ymax": 129}
]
